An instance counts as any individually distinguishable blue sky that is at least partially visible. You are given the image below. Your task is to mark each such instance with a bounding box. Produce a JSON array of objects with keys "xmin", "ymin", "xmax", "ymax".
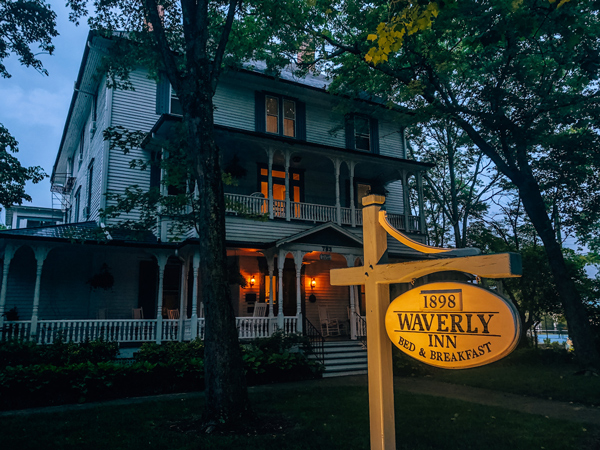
[{"xmin": 1, "ymin": 0, "xmax": 89, "ymax": 223}]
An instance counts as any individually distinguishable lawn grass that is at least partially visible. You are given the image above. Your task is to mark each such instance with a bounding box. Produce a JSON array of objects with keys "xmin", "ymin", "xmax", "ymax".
[
  {"xmin": 427, "ymin": 362, "xmax": 600, "ymax": 406},
  {"xmin": 1, "ymin": 385, "xmax": 597, "ymax": 450},
  {"xmin": 394, "ymin": 347, "xmax": 600, "ymax": 406}
]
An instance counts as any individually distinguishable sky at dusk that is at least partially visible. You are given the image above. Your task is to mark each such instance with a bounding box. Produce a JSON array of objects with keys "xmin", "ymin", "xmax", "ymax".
[{"xmin": 1, "ymin": 0, "xmax": 89, "ymax": 223}]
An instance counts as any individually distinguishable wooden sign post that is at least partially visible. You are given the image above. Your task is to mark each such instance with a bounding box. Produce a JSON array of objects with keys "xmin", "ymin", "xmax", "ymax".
[{"xmin": 330, "ymin": 195, "xmax": 522, "ymax": 450}]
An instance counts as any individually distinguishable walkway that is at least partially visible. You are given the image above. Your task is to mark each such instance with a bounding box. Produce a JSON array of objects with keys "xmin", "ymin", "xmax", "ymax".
[{"xmin": 2, "ymin": 375, "xmax": 600, "ymax": 426}]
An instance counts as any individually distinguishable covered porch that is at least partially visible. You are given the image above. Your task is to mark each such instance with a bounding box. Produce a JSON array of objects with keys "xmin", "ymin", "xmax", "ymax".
[{"xmin": 0, "ymin": 225, "xmax": 365, "ymax": 345}]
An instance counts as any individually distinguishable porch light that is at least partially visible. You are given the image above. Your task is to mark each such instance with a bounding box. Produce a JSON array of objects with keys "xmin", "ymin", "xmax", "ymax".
[
  {"xmin": 310, "ymin": 278, "xmax": 316, "ymax": 289},
  {"xmin": 249, "ymin": 275, "xmax": 256, "ymax": 288}
]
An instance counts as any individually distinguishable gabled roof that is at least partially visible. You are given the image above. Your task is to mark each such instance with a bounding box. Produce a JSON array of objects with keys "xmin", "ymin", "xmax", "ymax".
[{"xmin": 275, "ymin": 222, "xmax": 362, "ymax": 248}]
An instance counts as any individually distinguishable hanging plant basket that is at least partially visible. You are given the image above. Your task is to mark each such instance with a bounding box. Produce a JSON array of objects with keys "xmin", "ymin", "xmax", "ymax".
[{"xmin": 86, "ymin": 263, "xmax": 115, "ymax": 291}]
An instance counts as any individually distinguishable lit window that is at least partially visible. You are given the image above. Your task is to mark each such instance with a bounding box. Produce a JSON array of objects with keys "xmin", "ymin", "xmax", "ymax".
[
  {"xmin": 266, "ymin": 96, "xmax": 279, "ymax": 134},
  {"xmin": 283, "ymin": 100, "xmax": 296, "ymax": 137}
]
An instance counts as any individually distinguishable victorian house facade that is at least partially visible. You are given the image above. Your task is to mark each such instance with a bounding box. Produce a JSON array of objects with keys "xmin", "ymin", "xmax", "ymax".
[{"xmin": 0, "ymin": 31, "xmax": 431, "ymax": 350}]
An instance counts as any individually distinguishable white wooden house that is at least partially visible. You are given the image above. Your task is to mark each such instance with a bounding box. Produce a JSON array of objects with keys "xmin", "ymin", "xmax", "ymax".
[{"xmin": 0, "ymin": 31, "xmax": 432, "ymax": 347}]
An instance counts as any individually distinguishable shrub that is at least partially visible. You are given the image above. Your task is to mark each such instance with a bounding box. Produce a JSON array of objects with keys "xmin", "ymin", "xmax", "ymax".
[
  {"xmin": 243, "ymin": 333, "xmax": 323, "ymax": 384},
  {"xmin": 0, "ymin": 338, "xmax": 119, "ymax": 369},
  {"xmin": 135, "ymin": 339, "xmax": 204, "ymax": 364}
]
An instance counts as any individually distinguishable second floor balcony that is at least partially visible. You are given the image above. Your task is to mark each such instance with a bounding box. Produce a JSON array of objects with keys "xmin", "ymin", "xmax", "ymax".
[
  {"xmin": 224, "ymin": 192, "xmax": 422, "ymax": 232},
  {"xmin": 145, "ymin": 116, "xmax": 433, "ymax": 237}
]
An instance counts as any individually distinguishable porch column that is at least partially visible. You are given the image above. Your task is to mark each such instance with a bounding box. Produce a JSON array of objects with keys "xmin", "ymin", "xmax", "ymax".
[
  {"xmin": 155, "ymin": 253, "xmax": 169, "ymax": 344},
  {"xmin": 0, "ymin": 244, "xmax": 18, "ymax": 328},
  {"xmin": 193, "ymin": 183, "xmax": 200, "ymax": 238},
  {"xmin": 268, "ymin": 148, "xmax": 274, "ymax": 220},
  {"xmin": 159, "ymin": 150, "xmax": 168, "ymax": 242},
  {"xmin": 190, "ymin": 252, "xmax": 200, "ymax": 339},
  {"xmin": 335, "ymin": 158, "xmax": 341, "ymax": 225},
  {"xmin": 284, "ymin": 151, "xmax": 291, "ymax": 221},
  {"xmin": 267, "ymin": 255, "xmax": 275, "ymax": 334},
  {"xmin": 417, "ymin": 172, "xmax": 426, "ymax": 234},
  {"xmin": 178, "ymin": 257, "xmax": 188, "ymax": 342},
  {"xmin": 402, "ymin": 170, "xmax": 410, "ymax": 232},
  {"xmin": 293, "ymin": 250, "xmax": 304, "ymax": 333},
  {"xmin": 277, "ymin": 250, "xmax": 285, "ymax": 328},
  {"xmin": 344, "ymin": 254, "xmax": 357, "ymax": 340},
  {"xmin": 30, "ymin": 246, "xmax": 52, "ymax": 339},
  {"xmin": 349, "ymin": 161, "xmax": 356, "ymax": 227}
]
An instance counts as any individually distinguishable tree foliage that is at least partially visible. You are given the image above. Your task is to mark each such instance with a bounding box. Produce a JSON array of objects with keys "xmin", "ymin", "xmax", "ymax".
[
  {"xmin": 0, "ymin": 0, "xmax": 58, "ymax": 78},
  {"xmin": 274, "ymin": 0, "xmax": 600, "ymax": 369},
  {"xmin": 408, "ymin": 120, "xmax": 501, "ymax": 248},
  {"xmin": 0, "ymin": 124, "xmax": 46, "ymax": 214},
  {"xmin": 0, "ymin": 0, "xmax": 55, "ymax": 215}
]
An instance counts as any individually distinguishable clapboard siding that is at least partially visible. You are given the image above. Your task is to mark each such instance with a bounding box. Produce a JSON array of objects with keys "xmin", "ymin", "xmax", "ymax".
[
  {"xmin": 379, "ymin": 121, "xmax": 405, "ymax": 158},
  {"xmin": 385, "ymin": 181, "xmax": 404, "ymax": 214},
  {"xmin": 305, "ymin": 102, "xmax": 346, "ymax": 148},
  {"xmin": 111, "ymin": 69, "xmax": 160, "ymax": 131},
  {"xmin": 226, "ymin": 216, "xmax": 312, "ymax": 244},
  {"xmin": 214, "ymin": 80, "xmax": 255, "ymax": 131},
  {"xmin": 67, "ymin": 76, "xmax": 109, "ymax": 223},
  {"xmin": 304, "ymin": 258, "xmax": 350, "ymax": 329},
  {"xmin": 105, "ymin": 69, "xmax": 159, "ymax": 225}
]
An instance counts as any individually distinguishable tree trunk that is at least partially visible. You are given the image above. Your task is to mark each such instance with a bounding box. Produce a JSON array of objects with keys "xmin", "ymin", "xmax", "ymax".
[
  {"xmin": 515, "ymin": 174, "xmax": 600, "ymax": 370},
  {"xmin": 185, "ymin": 82, "xmax": 250, "ymax": 424}
]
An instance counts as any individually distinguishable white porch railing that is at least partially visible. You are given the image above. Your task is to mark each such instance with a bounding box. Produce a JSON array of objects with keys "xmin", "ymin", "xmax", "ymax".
[
  {"xmin": 236, "ymin": 317, "xmax": 272, "ymax": 339},
  {"xmin": 408, "ymin": 215, "xmax": 420, "ymax": 232},
  {"xmin": 273, "ymin": 199, "xmax": 286, "ymax": 218},
  {"xmin": 291, "ymin": 201, "xmax": 337, "ymax": 223},
  {"xmin": 353, "ymin": 315, "xmax": 367, "ymax": 337},
  {"xmin": 282, "ymin": 317, "xmax": 298, "ymax": 334},
  {"xmin": 387, "ymin": 214, "xmax": 405, "ymax": 231},
  {"xmin": 1, "ymin": 321, "xmax": 31, "ymax": 341},
  {"xmin": 340, "ymin": 207, "xmax": 352, "ymax": 225},
  {"xmin": 161, "ymin": 319, "xmax": 180, "ymax": 341},
  {"xmin": 1, "ymin": 317, "xmax": 300, "ymax": 345},
  {"xmin": 225, "ymin": 193, "xmax": 268, "ymax": 216},
  {"xmin": 35, "ymin": 319, "xmax": 158, "ymax": 344},
  {"xmin": 224, "ymin": 193, "xmax": 421, "ymax": 233}
]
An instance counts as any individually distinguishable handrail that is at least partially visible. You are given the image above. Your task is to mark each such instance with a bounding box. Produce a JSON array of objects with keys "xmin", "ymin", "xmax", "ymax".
[
  {"xmin": 302, "ymin": 317, "xmax": 325, "ymax": 365},
  {"xmin": 353, "ymin": 312, "xmax": 367, "ymax": 349}
]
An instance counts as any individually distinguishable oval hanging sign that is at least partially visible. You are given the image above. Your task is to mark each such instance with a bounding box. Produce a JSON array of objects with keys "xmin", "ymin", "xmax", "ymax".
[{"xmin": 385, "ymin": 282, "xmax": 521, "ymax": 369}]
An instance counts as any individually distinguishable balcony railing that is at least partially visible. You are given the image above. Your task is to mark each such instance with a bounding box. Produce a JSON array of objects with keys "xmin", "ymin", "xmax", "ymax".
[{"xmin": 225, "ymin": 193, "xmax": 421, "ymax": 232}]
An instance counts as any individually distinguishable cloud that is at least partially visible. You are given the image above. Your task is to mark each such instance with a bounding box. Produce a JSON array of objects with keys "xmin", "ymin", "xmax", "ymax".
[{"xmin": 0, "ymin": 84, "xmax": 71, "ymax": 130}]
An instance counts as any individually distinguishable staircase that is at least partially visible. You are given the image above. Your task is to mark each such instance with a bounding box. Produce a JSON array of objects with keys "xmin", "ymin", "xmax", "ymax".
[{"xmin": 312, "ymin": 340, "xmax": 368, "ymax": 378}]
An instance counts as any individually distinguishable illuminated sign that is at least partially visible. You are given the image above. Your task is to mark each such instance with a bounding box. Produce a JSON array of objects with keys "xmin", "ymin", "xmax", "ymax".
[{"xmin": 385, "ymin": 282, "xmax": 521, "ymax": 369}]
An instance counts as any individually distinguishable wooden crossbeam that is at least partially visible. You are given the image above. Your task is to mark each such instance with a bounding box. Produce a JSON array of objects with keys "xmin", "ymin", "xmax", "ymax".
[{"xmin": 330, "ymin": 252, "xmax": 522, "ymax": 287}]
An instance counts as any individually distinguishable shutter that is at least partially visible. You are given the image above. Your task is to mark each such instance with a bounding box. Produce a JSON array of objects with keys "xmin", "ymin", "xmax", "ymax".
[
  {"xmin": 156, "ymin": 73, "xmax": 170, "ymax": 115},
  {"xmin": 345, "ymin": 115, "xmax": 355, "ymax": 150},
  {"xmin": 255, "ymin": 91, "xmax": 266, "ymax": 133},
  {"xmin": 150, "ymin": 151, "xmax": 161, "ymax": 189},
  {"xmin": 296, "ymin": 101, "xmax": 306, "ymax": 140},
  {"xmin": 370, "ymin": 118, "xmax": 379, "ymax": 154}
]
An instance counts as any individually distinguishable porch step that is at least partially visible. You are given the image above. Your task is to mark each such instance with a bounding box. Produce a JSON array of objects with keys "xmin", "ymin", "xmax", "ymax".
[{"xmin": 310, "ymin": 340, "xmax": 368, "ymax": 378}]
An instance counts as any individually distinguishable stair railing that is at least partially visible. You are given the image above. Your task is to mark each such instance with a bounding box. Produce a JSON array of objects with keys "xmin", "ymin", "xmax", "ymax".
[
  {"xmin": 353, "ymin": 311, "xmax": 367, "ymax": 349},
  {"xmin": 303, "ymin": 317, "xmax": 325, "ymax": 365}
]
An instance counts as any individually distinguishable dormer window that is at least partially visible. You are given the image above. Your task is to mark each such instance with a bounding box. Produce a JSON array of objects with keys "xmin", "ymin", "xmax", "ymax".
[
  {"xmin": 345, "ymin": 114, "xmax": 379, "ymax": 154},
  {"xmin": 255, "ymin": 92, "xmax": 306, "ymax": 140}
]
